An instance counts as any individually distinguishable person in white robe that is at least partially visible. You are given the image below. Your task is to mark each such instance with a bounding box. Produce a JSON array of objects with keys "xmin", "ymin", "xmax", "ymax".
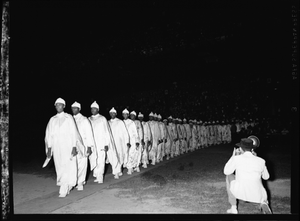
[
  {"xmin": 166, "ymin": 116, "xmax": 175, "ymax": 159},
  {"xmin": 88, "ymin": 101, "xmax": 114, "ymax": 183},
  {"xmin": 176, "ymin": 118, "xmax": 184, "ymax": 155},
  {"xmin": 190, "ymin": 120, "xmax": 197, "ymax": 151},
  {"xmin": 71, "ymin": 101, "xmax": 95, "ymax": 191},
  {"xmin": 148, "ymin": 112, "xmax": 162, "ymax": 165},
  {"xmin": 157, "ymin": 114, "xmax": 166, "ymax": 163},
  {"xmin": 163, "ymin": 119, "xmax": 172, "ymax": 160},
  {"xmin": 122, "ymin": 108, "xmax": 140, "ymax": 175},
  {"xmin": 45, "ymin": 98, "xmax": 80, "ymax": 197},
  {"xmin": 180, "ymin": 119, "xmax": 188, "ymax": 154},
  {"xmin": 108, "ymin": 107, "xmax": 129, "ymax": 179},
  {"xmin": 171, "ymin": 117, "xmax": 179, "ymax": 157},
  {"xmin": 138, "ymin": 112, "xmax": 152, "ymax": 168},
  {"xmin": 199, "ymin": 121, "xmax": 205, "ymax": 149},
  {"xmin": 183, "ymin": 119, "xmax": 191, "ymax": 152},
  {"xmin": 130, "ymin": 110, "xmax": 143, "ymax": 172}
]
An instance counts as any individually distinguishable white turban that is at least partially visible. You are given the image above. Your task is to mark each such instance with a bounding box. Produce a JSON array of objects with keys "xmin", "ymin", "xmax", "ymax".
[
  {"xmin": 122, "ymin": 108, "xmax": 129, "ymax": 114},
  {"xmin": 91, "ymin": 101, "xmax": 99, "ymax": 109},
  {"xmin": 109, "ymin": 107, "xmax": 117, "ymax": 113},
  {"xmin": 54, "ymin": 97, "xmax": 66, "ymax": 106},
  {"xmin": 138, "ymin": 112, "xmax": 143, "ymax": 117},
  {"xmin": 168, "ymin": 116, "xmax": 173, "ymax": 119},
  {"xmin": 130, "ymin": 111, "xmax": 136, "ymax": 116},
  {"xmin": 158, "ymin": 114, "xmax": 162, "ymax": 119},
  {"xmin": 149, "ymin": 112, "xmax": 154, "ymax": 117},
  {"xmin": 154, "ymin": 113, "xmax": 158, "ymax": 118},
  {"xmin": 183, "ymin": 118, "xmax": 187, "ymax": 122},
  {"xmin": 71, "ymin": 101, "xmax": 81, "ymax": 109}
]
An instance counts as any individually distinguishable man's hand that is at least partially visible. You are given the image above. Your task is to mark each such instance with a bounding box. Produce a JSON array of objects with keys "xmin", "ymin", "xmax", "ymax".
[
  {"xmin": 147, "ymin": 141, "xmax": 151, "ymax": 147},
  {"xmin": 136, "ymin": 142, "xmax": 140, "ymax": 147},
  {"xmin": 127, "ymin": 143, "xmax": 131, "ymax": 148},
  {"xmin": 104, "ymin": 145, "xmax": 108, "ymax": 151},
  {"xmin": 71, "ymin": 147, "xmax": 78, "ymax": 156},
  {"xmin": 141, "ymin": 140, "xmax": 145, "ymax": 146},
  {"xmin": 164, "ymin": 138, "xmax": 167, "ymax": 143},
  {"xmin": 87, "ymin": 147, "xmax": 92, "ymax": 156},
  {"xmin": 47, "ymin": 148, "xmax": 52, "ymax": 158}
]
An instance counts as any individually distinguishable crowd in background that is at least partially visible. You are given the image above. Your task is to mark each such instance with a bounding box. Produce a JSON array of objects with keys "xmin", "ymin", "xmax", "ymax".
[{"xmin": 107, "ymin": 74, "xmax": 291, "ymax": 139}]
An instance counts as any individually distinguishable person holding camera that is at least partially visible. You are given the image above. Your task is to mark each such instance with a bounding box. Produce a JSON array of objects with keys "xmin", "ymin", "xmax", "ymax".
[{"xmin": 223, "ymin": 138, "xmax": 272, "ymax": 214}]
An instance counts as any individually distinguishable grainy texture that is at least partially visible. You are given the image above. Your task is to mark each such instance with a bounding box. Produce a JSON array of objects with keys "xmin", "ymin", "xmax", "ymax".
[{"xmin": 1, "ymin": 1, "xmax": 10, "ymax": 219}]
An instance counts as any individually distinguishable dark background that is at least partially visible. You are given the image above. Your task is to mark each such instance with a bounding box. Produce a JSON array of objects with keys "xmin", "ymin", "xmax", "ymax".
[{"xmin": 9, "ymin": 0, "xmax": 292, "ymax": 158}]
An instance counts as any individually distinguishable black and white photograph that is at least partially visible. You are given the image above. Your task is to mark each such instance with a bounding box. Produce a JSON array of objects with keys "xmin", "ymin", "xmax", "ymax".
[{"xmin": 2, "ymin": 0, "xmax": 299, "ymax": 218}]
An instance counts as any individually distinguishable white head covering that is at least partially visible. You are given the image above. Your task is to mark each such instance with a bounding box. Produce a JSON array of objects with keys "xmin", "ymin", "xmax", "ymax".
[
  {"xmin": 183, "ymin": 118, "xmax": 187, "ymax": 122},
  {"xmin": 138, "ymin": 112, "xmax": 144, "ymax": 117},
  {"xmin": 163, "ymin": 119, "xmax": 167, "ymax": 122},
  {"xmin": 91, "ymin": 101, "xmax": 99, "ymax": 109},
  {"xmin": 149, "ymin": 112, "xmax": 154, "ymax": 117},
  {"xmin": 122, "ymin": 108, "xmax": 129, "ymax": 114},
  {"xmin": 54, "ymin": 97, "xmax": 66, "ymax": 106},
  {"xmin": 168, "ymin": 116, "xmax": 173, "ymax": 119},
  {"xmin": 158, "ymin": 114, "xmax": 162, "ymax": 119},
  {"xmin": 109, "ymin": 107, "xmax": 117, "ymax": 113},
  {"xmin": 154, "ymin": 113, "xmax": 158, "ymax": 118},
  {"xmin": 130, "ymin": 111, "xmax": 136, "ymax": 116},
  {"xmin": 71, "ymin": 101, "xmax": 81, "ymax": 109}
]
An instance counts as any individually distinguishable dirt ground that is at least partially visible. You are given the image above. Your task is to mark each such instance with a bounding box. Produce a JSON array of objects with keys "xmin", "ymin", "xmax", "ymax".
[{"xmin": 13, "ymin": 144, "xmax": 292, "ymax": 215}]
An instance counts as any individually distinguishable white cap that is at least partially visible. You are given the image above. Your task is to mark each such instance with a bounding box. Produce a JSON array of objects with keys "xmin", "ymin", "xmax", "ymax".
[
  {"xmin": 158, "ymin": 114, "xmax": 162, "ymax": 119},
  {"xmin": 91, "ymin": 101, "xmax": 99, "ymax": 109},
  {"xmin": 54, "ymin": 98, "xmax": 66, "ymax": 106},
  {"xmin": 154, "ymin": 113, "xmax": 158, "ymax": 118},
  {"xmin": 71, "ymin": 101, "xmax": 81, "ymax": 109},
  {"xmin": 149, "ymin": 112, "xmax": 154, "ymax": 117},
  {"xmin": 163, "ymin": 119, "xmax": 167, "ymax": 122},
  {"xmin": 130, "ymin": 111, "xmax": 136, "ymax": 116},
  {"xmin": 178, "ymin": 118, "xmax": 182, "ymax": 122},
  {"xmin": 168, "ymin": 116, "xmax": 173, "ymax": 119},
  {"xmin": 109, "ymin": 107, "xmax": 117, "ymax": 113},
  {"xmin": 183, "ymin": 118, "xmax": 187, "ymax": 122},
  {"xmin": 122, "ymin": 108, "xmax": 129, "ymax": 114},
  {"xmin": 138, "ymin": 112, "xmax": 144, "ymax": 117}
]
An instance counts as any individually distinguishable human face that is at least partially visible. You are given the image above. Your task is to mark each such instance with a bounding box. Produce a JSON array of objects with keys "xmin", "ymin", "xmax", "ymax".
[
  {"xmin": 123, "ymin": 113, "xmax": 129, "ymax": 119},
  {"xmin": 138, "ymin": 116, "xmax": 143, "ymax": 121},
  {"xmin": 55, "ymin": 103, "xmax": 64, "ymax": 113},
  {"xmin": 72, "ymin": 107, "xmax": 80, "ymax": 115},
  {"xmin": 91, "ymin": 108, "xmax": 98, "ymax": 115},
  {"xmin": 130, "ymin": 114, "xmax": 135, "ymax": 120},
  {"xmin": 110, "ymin": 112, "xmax": 116, "ymax": 119}
]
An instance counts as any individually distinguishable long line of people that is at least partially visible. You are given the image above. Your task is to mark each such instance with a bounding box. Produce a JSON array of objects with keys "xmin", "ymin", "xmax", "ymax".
[{"xmin": 45, "ymin": 98, "xmax": 233, "ymax": 197}]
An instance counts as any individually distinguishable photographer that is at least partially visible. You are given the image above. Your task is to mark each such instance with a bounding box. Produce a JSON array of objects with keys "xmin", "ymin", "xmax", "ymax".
[{"xmin": 223, "ymin": 138, "xmax": 272, "ymax": 214}]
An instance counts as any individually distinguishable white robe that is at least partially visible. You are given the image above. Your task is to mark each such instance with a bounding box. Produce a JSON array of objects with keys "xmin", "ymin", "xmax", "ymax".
[
  {"xmin": 134, "ymin": 120, "xmax": 144, "ymax": 167},
  {"xmin": 73, "ymin": 113, "xmax": 95, "ymax": 185},
  {"xmin": 108, "ymin": 118, "xmax": 129, "ymax": 167},
  {"xmin": 123, "ymin": 119, "xmax": 140, "ymax": 169},
  {"xmin": 141, "ymin": 121, "xmax": 152, "ymax": 165},
  {"xmin": 164, "ymin": 123, "xmax": 172, "ymax": 157},
  {"xmin": 88, "ymin": 114, "xmax": 110, "ymax": 179},
  {"xmin": 148, "ymin": 120, "xmax": 162, "ymax": 163},
  {"xmin": 176, "ymin": 124, "xmax": 183, "ymax": 154},
  {"xmin": 170, "ymin": 123, "xmax": 178, "ymax": 156},
  {"xmin": 157, "ymin": 121, "xmax": 166, "ymax": 160},
  {"xmin": 45, "ymin": 112, "xmax": 78, "ymax": 189}
]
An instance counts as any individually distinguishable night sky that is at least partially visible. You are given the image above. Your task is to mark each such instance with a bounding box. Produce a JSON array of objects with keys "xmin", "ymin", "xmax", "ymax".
[{"xmin": 9, "ymin": 0, "xmax": 290, "ymax": 152}]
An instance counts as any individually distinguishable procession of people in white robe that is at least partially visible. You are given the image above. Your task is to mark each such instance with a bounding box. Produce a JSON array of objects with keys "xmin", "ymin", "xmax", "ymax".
[{"xmin": 45, "ymin": 97, "xmax": 232, "ymax": 197}]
